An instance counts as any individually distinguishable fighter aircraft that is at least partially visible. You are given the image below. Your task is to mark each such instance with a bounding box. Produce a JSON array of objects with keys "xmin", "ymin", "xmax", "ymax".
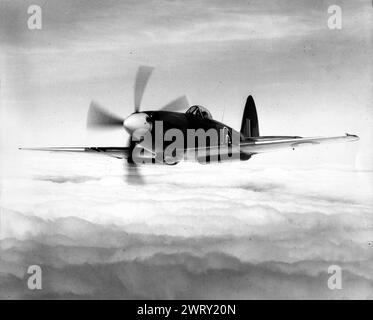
[{"xmin": 21, "ymin": 66, "xmax": 359, "ymax": 179}]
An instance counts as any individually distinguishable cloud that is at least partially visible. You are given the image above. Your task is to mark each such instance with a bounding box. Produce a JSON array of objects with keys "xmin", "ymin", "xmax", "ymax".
[
  {"xmin": 1, "ymin": 0, "xmax": 370, "ymax": 54},
  {"xmin": 1, "ymin": 231, "xmax": 372, "ymax": 299},
  {"xmin": 33, "ymin": 175, "xmax": 101, "ymax": 184},
  {"xmin": 0, "ymin": 153, "xmax": 372, "ymax": 299}
]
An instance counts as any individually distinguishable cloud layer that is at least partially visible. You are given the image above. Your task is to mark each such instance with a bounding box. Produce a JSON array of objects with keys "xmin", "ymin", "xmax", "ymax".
[{"xmin": 1, "ymin": 153, "xmax": 372, "ymax": 299}]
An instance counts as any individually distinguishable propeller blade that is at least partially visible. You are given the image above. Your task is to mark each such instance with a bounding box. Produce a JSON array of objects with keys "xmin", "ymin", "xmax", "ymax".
[
  {"xmin": 87, "ymin": 101, "xmax": 124, "ymax": 129},
  {"xmin": 159, "ymin": 95, "xmax": 189, "ymax": 112},
  {"xmin": 124, "ymin": 137, "xmax": 145, "ymax": 185},
  {"xmin": 134, "ymin": 66, "xmax": 154, "ymax": 113},
  {"xmin": 125, "ymin": 162, "xmax": 145, "ymax": 185}
]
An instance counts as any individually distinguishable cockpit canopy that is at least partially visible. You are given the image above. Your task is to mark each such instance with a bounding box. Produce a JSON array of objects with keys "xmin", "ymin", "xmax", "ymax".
[{"xmin": 186, "ymin": 105, "xmax": 213, "ymax": 120}]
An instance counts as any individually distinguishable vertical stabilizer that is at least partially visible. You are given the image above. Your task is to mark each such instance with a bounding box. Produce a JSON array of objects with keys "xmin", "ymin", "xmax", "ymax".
[{"xmin": 240, "ymin": 95, "xmax": 259, "ymax": 138}]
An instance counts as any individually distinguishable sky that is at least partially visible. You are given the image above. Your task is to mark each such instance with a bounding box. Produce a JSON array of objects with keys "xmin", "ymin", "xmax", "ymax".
[
  {"xmin": 0, "ymin": 0, "xmax": 372, "ymax": 168},
  {"xmin": 0, "ymin": 0, "xmax": 372, "ymax": 299}
]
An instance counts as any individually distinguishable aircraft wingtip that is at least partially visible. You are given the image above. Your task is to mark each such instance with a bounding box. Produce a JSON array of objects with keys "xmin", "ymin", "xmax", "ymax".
[{"xmin": 345, "ymin": 133, "xmax": 359, "ymax": 140}]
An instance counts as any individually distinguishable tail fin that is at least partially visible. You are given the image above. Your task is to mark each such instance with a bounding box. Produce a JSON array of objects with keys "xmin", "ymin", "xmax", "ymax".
[{"xmin": 240, "ymin": 95, "xmax": 259, "ymax": 138}]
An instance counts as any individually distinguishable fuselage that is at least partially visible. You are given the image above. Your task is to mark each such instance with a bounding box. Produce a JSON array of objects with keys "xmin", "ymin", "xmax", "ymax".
[{"xmin": 141, "ymin": 110, "xmax": 240, "ymax": 148}]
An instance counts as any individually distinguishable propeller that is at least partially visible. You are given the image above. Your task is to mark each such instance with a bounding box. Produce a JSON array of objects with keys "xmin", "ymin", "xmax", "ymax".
[
  {"xmin": 125, "ymin": 163, "xmax": 145, "ymax": 185},
  {"xmin": 86, "ymin": 65, "xmax": 189, "ymax": 183},
  {"xmin": 134, "ymin": 66, "xmax": 154, "ymax": 113},
  {"xmin": 159, "ymin": 95, "xmax": 189, "ymax": 112},
  {"xmin": 124, "ymin": 137, "xmax": 145, "ymax": 185},
  {"xmin": 86, "ymin": 101, "xmax": 124, "ymax": 129}
]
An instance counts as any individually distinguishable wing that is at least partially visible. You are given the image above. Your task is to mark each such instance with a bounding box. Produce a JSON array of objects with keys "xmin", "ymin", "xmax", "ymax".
[
  {"xmin": 182, "ymin": 133, "xmax": 359, "ymax": 163},
  {"xmin": 239, "ymin": 133, "xmax": 359, "ymax": 154},
  {"xmin": 19, "ymin": 147, "xmax": 130, "ymax": 159},
  {"xmin": 20, "ymin": 134, "xmax": 359, "ymax": 163}
]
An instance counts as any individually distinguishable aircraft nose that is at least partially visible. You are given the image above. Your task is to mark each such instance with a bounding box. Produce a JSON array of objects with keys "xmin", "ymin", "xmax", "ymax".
[{"xmin": 123, "ymin": 112, "xmax": 152, "ymax": 134}]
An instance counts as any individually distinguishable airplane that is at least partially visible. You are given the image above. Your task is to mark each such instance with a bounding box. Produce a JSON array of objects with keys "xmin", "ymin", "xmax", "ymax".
[{"xmin": 21, "ymin": 66, "xmax": 359, "ymax": 181}]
